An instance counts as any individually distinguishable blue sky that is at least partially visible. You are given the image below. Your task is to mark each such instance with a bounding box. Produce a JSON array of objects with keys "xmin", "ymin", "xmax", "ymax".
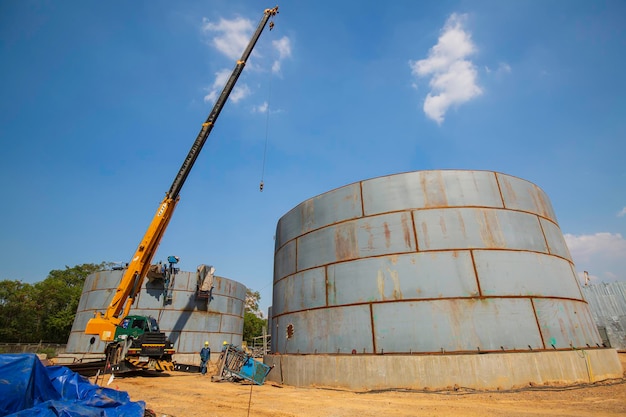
[{"xmin": 1, "ymin": 0, "xmax": 625, "ymax": 315}]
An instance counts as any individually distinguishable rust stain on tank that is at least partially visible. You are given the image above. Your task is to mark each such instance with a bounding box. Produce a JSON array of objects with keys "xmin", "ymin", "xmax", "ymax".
[
  {"xmin": 501, "ymin": 177, "xmax": 517, "ymax": 208},
  {"xmin": 456, "ymin": 210, "xmax": 467, "ymax": 238},
  {"xmin": 91, "ymin": 272, "xmax": 101, "ymax": 291},
  {"xmin": 383, "ymin": 222, "xmax": 391, "ymax": 248},
  {"xmin": 530, "ymin": 185, "xmax": 552, "ymax": 219},
  {"xmin": 421, "ymin": 222, "xmax": 430, "ymax": 249},
  {"xmin": 344, "ymin": 187, "xmax": 362, "ymax": 214},
  {"xmin": 301, "ymin": 200, "xmax": 315, "ymax": 233},
  {"xmin": 214, "ymin": 277, "xmax": 223, "ymax": 290},
  {"xmin": 388, "ymin": 268, "xmax": 403, "ymax": 300},
  {"xmin": 477, "ymin": 209, "xmax": 506, "ymax": 248},
  {"xmin": 364, "ymin": 222, "xmax": 374, "ymax": 250},
  {"xmin": 376, "ymin": 269, "xmax": 385, "ymax": 301},
  {"xmin": 326, "ymin": 275, "xmax": 337, "ymax": 306},
  {"xmin": 335, "ymin": 223, "xmax": 358, "ymax": 261},
  {"xmin": 400, "ymin": 213, "xmax": 412, "ymax": 249},
  {"xmin": 421, "ymin": 171, "xmax": 448, "ymax": 208},
  {"xmin": 439, "ymin": 215, "xmax": 447, "ymax": 235}
]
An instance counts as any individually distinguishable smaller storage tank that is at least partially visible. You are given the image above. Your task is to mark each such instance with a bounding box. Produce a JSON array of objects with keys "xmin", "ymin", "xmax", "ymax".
[{"xmin": 66, "ymin": 267, "xmax": 246, "ymax": 364}]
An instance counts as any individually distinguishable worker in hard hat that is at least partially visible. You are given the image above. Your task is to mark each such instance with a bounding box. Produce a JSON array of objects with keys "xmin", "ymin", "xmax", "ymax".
[{"xmin": 199, "ymin": 341, "xmax": 211, "ymax": 376}]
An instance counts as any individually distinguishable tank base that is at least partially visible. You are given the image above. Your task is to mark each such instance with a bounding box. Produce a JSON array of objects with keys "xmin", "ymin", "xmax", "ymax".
[{"xmin": 264, "ymin": 349, "xmax": 623, "ymax": 391}]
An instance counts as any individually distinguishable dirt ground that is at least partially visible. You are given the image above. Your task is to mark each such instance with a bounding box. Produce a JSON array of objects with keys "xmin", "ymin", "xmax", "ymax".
[{"xmin": 100, "ymin": 354, "xmax": 626, "ymax": 417}]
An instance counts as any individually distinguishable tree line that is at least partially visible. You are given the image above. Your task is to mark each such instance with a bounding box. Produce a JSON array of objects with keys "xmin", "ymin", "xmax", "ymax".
[
  {"xmin": 0, "ymin": 263, "xmax": 107, "ymax": 344},
  {"xmin": 0, "ymin": 263, "xmax": 266, "ymax": 345}
]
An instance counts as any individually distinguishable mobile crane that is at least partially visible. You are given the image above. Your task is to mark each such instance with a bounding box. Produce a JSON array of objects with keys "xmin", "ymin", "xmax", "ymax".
[{"xmin": 85, "ymin": 6, "xmax": 279, "ymax": 372}]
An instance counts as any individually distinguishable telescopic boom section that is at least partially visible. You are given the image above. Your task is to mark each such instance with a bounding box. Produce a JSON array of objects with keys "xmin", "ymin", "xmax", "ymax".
[
  {"xmin": 85, "ymin": 6, "xmax": 279, "ymax": 342},
  {"xmin": 168, "ymin": 6, "xmax": 279, "ymax": 200}
]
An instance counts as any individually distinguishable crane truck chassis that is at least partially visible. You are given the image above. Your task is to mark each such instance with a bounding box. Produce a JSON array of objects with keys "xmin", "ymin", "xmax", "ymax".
[{"xmin": 84, "ymin": 6, "xmax": 279, "ymax": 373}]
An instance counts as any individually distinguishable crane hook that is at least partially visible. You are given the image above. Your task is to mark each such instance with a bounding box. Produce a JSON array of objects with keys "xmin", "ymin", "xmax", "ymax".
[{"xmin": 259, "ymin": 181, "xmax": 264, "ymax": 192}]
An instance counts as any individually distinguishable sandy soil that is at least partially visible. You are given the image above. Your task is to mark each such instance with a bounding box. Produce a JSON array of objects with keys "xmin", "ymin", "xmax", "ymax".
[{"xmin": 100, "ymin": 354, "xmax": 626, "ymax": 417}]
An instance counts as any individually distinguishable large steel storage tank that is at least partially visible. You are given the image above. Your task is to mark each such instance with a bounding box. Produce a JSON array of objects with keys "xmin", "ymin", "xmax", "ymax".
[
  {"xmin": 265, "ymin": 170, "xmax": 622, "ymax": 390},
  {"xmin": 66, "ymin": 268, "xmax": 246, "ymax": 364}
]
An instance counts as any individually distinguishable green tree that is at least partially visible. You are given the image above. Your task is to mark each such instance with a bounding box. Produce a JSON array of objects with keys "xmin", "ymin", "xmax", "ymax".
[
  {"xmin": 242, "ymin": 288, "xmax": 266, "ymax": 344},
  {"xmin": 0, "ymin": 280, "xmax": 38, "ymax": 342},
  {"xmin": 0, "ymin": 262, "xmax": 109, "ymax": 343},
  {"xmin": 34, "ymin": 263, "xmax": 108, "ymax": 343},
  {"xmin": 243, "ymin": 311, "xmax": 266, "ymax": 345}
]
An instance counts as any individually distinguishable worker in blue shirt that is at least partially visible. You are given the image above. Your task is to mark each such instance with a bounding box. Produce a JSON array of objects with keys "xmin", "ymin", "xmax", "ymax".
[{"xmin": 200, "ymin": 341, "xmax": 211, "ymax": 376}]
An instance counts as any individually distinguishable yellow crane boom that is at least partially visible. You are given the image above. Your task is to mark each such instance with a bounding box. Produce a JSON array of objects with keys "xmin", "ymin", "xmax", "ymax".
[{"xmin": 86, "ymin": 6, "xmax": 279, "ymax": 342}]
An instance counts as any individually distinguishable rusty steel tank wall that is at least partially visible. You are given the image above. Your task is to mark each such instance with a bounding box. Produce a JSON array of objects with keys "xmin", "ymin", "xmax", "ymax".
[
  {"xmin": 266, "ymin": 170, "xmax": 624, "ymax": 390},
  {"xmin": 271, "ymin": 170, "xmax": 602, "ymax": 355},
  {"xmin": 66, "ymin": 269, "xmax": 246, "ymax": 363}
]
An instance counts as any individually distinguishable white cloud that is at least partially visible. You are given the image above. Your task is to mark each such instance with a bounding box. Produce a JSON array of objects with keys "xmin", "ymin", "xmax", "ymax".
[
  {"xmin": 271, "ymin": 36, "xmax": 292, "ymax": 74},
  {"xmin": 202, "ymin": 16, "xmax": 254, "ymax": 60},
  {"xmin": 564, "ymin": 232, "xmax": 626, "ymax": 284},
  {"xmin": 254, "ymin": 101, "xmax": 268, "ymax": 113},
  {"xmin": 200, "ymin": 15, "xmax": 291, "ymax": 105},
  {"xmin": 409, "ymin": 13, "xmax": 482, "ymax": 124},
  {"xmin": 229, "ymin": 83, "xmax": 250, "ymax": 103},
  {"xmin": 618, "ymin": 207, "xmax": 626, "ymax": 217},
  {"xmin": 203, "ymin": 68, "xmax": 250, "ymax": 103},
  {"xmin": 564, "ymin": 232, "xmax": 626, "ymax": 261},
  {"xmin": 497, "ymin": 62, "xmax": 511, "ymax": 74}
]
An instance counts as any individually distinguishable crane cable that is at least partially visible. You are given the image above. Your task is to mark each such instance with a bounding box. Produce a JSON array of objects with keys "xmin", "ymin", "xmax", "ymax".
[
  {"xmin": 259, "ymin": 72, "xmax": 271, "ymax": 192},
  {"xmin": 260, "ymin": 13, "xmax": 278, "ymax": 193}
]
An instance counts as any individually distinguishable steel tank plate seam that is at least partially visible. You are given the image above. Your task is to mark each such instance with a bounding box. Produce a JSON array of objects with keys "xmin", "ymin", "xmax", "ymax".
[
  {"xmin": 569, "ymin": 263, "xmax": 586, "ymax": 301},
  {"xmin": 277, "ymin": 247, "xmax": 575, "ymax": 281},
  {"xmin": 411, "ymin": 205, "xmax": 561, "ymax": 224},
  {"xmin": 413, "ymin": 207, "xmax": 549, "ymax": 252},
  {"xmin": 369, "ymin": 303, "xmax": 377, "ymax": 354},
  {"xmin": 296, "ymin": 212, "xmax": 417, "ymax": 271},
  {"xmin": 473, "ymin": 250, "xmax": 581, "ymax": 299},
  {"xmin": 495, "ymin": 173, "xmax": 557, "ymax": 222},
  {"xmin": 275, "ymin": 183, "xmax": 364, "ymax": 248},
  {"xmin": 275, "ymin": 206, "xmax": 564, "ymax": 255},
  {"xmin": 539, "ymin": 217, "xmax": 573, "ymax": 261},
  {"xmin": 537, "ymin": 212, "xmax": 552, "ymax": 256},
  {"xmin": 361, "ymin": 171, "xmax": 504, "ymax": 216},
  {"xmin": 470, "ymin": 250, "xmax": 483, "ymax": 297},
  {"xmin": 325, "ymin": 265, "xmax": 329, "ymax": 308},
  {"xmin": 494, "ymin": 171, "xmax": 506, "ymax": 210},
  {"xmin": 359, "ymin": 181, "xmax": 366, "ymax": 220},
  {"xmin": 270, "ymin": 295, "xmax": 591, "ymax": 318},
  {"xmin": 410, "ymin": 210, "xmax": 419, "ymax": 252}
]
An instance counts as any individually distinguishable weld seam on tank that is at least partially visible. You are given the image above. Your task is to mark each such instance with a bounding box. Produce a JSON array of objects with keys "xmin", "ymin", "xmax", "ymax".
[
  {"xmin": 274, "ymin": 171, "xmax": 559, "ymax": 250},
  {"xmin": 530, "ymin": 298, "xmax": 548, "ymax": 350},
  {"xmin": 270, "ymin": 296, "xmax": 590, "ymax": 318},
  {"xmin": 536, "ymin": 218, "xmax": 552, "ymax": 255},
  {"xmin": 274, "ymin": 207, "xmax": 561, "ymax": 254},
  {"xmin": 272, "ymin": 248, "xmax": 575, "ymax": 285},
  {"xmin": 493, "ymin": 171, "xmax": 506, "ymax": 210},
  {"xmin": 470, "ymin": 250, "xmax": 483, "ymax": 296}
]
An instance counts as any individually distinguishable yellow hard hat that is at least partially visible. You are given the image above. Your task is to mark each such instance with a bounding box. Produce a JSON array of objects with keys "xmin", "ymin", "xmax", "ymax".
[
  {"xmin": 204, "ymin": 341, "xmax": 209, "ymax": 346},
  {"xmin": 223, "ymin": 341, "xmax": 228, "ymax": 345}
]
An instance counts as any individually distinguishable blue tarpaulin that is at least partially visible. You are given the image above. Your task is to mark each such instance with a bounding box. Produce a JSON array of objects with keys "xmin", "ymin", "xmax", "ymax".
[{"xmin": 0, "ymin": 354, "xmax": 145, "ymax": 417}]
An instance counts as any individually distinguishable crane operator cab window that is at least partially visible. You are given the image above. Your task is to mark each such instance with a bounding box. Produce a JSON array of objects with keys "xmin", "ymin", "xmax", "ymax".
[
  {"xmin": 131, "ymin": 318, "xmax": 148, "ymax": 331},
  {"xmin": 148, "ymin": 317, "xmax": 160, "ymax": 332}
]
